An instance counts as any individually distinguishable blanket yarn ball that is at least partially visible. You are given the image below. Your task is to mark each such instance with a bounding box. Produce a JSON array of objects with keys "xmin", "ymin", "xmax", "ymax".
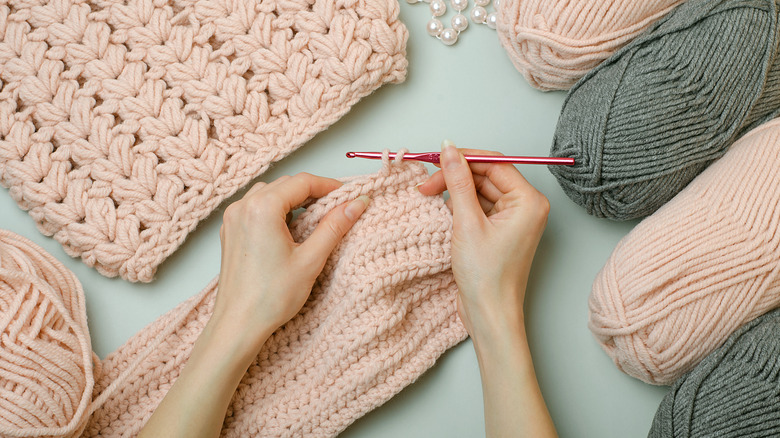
[
  {"xmin": 549, "ymin": 0, "xmax": 780, "ymax": 220},
  {"xmin": 0, "ymin": 230, "xmax": 95, "ymax": 438},
  {"xmin": 496, "ymin": 0, "xmax": 684, "ymax": 91},
  {"xmin": 589, "ymin": 118, "xmax": 780, "ymax": 385}
]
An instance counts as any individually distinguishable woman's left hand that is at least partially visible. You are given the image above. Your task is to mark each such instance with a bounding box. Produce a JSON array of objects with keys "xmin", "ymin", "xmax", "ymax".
[{"xmin": 213, "ymin": 173, "xmax": 370, "ymax": 349}]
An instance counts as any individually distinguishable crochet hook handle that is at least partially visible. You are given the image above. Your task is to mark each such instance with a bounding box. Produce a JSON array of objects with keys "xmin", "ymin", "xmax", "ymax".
[{"xmin": 346, "ymin": 152, "xmax": 574, "ymax": 166}]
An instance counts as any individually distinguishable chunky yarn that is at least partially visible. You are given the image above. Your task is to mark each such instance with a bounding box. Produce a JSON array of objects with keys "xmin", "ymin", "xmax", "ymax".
[
  {"xmin": 0, "ymin": 231, "xmax": 96, "ymax": 437},
  {"xmin": 549, "ymin": 0, "xmax": 780, "ymax": 220},
  {"xmin": 0, "ymin": 158, "xmax": 467, "ymax": 437},
  {"xmin": 648, "ymin": 308, "xmax": 780, "ymax": 438},
  {"xmin": 0, "ymin": 0, "xmax": 408, "ymax": 283},
  {"xmin": 589, "ymin": 117, "xmax": 780, "ymax": 386},
  {"xmin": 495, "ymin": 0, "xmax": 684, "ymax": 91}
]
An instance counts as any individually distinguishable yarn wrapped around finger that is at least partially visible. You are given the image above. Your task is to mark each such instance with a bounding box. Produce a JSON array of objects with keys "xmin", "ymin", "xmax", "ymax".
[
  {"xmin": 589, "ymin": 117, "xmax": 780, "ymax": 385},
  {"xmin": 0, "ymin": 231, "xmax": 96, "ymax": 438},
  {"xmin": 495, "ymin": 0, "xmax": 684, "ymax": 91},
  {"xmin": 548, "ymin": 0, "xmax": 780, "ymax": 220}
]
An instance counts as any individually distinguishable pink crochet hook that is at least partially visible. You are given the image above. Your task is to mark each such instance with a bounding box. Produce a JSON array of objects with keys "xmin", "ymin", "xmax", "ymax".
[{"xmin": 345, "ymin": 151, "xmax": 574, "ymax": 166}]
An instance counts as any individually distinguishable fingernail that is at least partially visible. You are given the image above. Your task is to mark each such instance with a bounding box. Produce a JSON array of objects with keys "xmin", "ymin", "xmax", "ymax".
[
  {"xmin": 414, "ymin": 181, "xmax": 424, "ymax": 191},
  {"xmin": 440, "ymin": 140, "xmax": 460, "ymax": 171},
  {"xmin": 344, "ymin": 195, "xmax": 370, "ymax": 221}
]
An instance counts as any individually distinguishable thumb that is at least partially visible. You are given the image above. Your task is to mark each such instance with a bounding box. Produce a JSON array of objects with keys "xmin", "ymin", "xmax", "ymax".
[
  {"xmin": 299, "ymin": 195, "xmax": 370, "ymax": 264},
  {"xmin": 440, "ymin": 140, "xmax": 482, "ymax": 225}
]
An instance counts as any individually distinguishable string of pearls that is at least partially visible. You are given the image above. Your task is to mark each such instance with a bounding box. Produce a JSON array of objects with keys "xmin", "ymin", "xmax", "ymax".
[{"xmin": 407, "ymin": 0, "xmax": 499, "ymax": 46}]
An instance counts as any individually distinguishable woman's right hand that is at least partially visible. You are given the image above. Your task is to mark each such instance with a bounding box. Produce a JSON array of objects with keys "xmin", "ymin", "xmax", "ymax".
[
  {"xmin": 417, "ymin": 140, "xmax": 557, "ymax": 438},
  {"xmin": 417, "ymin": 141, "xmax": 550, "ymax": 338}
]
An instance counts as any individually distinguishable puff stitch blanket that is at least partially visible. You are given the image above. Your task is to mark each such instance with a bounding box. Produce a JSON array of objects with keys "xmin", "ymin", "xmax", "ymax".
[{"xmin": 0, "ymin": 0, "xmax": 408, "ymax": 282}]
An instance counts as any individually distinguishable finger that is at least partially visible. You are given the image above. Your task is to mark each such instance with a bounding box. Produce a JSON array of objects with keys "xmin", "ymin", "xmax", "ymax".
[
  {"xmin": 242, "ymin": 181, "xmax": 268, "ymax": 200},
  {"xmin": 430, "ymin": 148, "xmax": 503, "ymax": 168},
  {"xmin": 417, "ymin": 170, "xmax": 445, "ymax": 196},
  {"xmin": 473, "ymin": 174, "xmax": 503, "ymax": 204},
  {"xmin": 252, "ymin": 173, "xmax": 342, "ymax": 212},
  {"xmin": 440, "ymin": 140, "xmax": 483, "ymax": 225},
  {"xmin": 447, "ymin": 194, "xmax": 493, "ymax": 214},
  {"xmin": 299, "ymin": 195, "xmax": 370, "ymax": 265}
]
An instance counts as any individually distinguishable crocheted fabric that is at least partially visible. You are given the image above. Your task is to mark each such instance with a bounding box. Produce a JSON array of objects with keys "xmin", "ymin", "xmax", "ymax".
[
  {"xmin": 0, "ymin": 159, "xmax": 468, "ymax": 437},
  {"xmin": 0, "ymin": 0, "xmax": 409, "ymax": 283}
]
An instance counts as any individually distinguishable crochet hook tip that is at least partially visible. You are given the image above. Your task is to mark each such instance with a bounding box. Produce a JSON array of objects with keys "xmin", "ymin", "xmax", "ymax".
[{"xmin": 346, "ymin": 152, "xmax": 356, "ymax": 158}]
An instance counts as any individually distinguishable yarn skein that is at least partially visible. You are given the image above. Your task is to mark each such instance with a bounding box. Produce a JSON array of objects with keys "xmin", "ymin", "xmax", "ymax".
[
  {"xmin": 496, "ymin": 0, "xmax": 684, "ymax": 91},
  {"xmin": 0, "ymin": 0, "xmax": 409, "ymax": 283},
  {"xmin": 549, "ymin": 0, "xmax": 780, "ymax": 221},
  {"xmin": 589, "ymin": 117, "xmax": 780, "ymax": 386},
  {"xmin": 0, "ymin": 231, "xmax": 96, "ymax": 437},
  {"xmin": 648, "ymin": 308, "xmax": 780, "ymax": 438},
  {"xmin": 0, "ymin": 158, "xmax": 468, "ymax": 437}
]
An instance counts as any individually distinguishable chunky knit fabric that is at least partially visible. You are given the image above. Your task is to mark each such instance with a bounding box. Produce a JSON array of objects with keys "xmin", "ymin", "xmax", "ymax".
[
  {"xmin": 0, "ymin": 0, "xmax": 408, "ymax": 283},
  {"xmin": 589, "ymin": 118, "xmax": 780, "ymax": 386},
  {"xmin": 496, "ymin": 0, "xmax": 684, "ymax": 91},
  {"xmin": 648, "ymin": 308, "xmax": 780, "ymax": 438},
  {"xmin": 0, "ymin": 159, "xmax": 467, "ymax": 437},
  {"xmin": 549, "ymin": 0, "xmax": 780, "ymax": 220}
]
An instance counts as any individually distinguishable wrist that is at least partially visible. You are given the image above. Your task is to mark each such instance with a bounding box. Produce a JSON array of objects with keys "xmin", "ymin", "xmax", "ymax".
[{"xmin": 200, "ymin": 315, "xmax": 275, "ymax": 365}]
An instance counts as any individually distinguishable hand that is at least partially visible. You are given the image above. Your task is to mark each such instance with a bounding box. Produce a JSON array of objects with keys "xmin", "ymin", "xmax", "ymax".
[
  {"xmin": 417, "ymin": 141, "xmax": 549, "ymax": 339},
  {"xmin": 418, "ymin": 141, "xmax": 557, "ymax": 438},
  {"xmin": 212, "ymin": 173, "xmax": 370, "ymax": 349}
]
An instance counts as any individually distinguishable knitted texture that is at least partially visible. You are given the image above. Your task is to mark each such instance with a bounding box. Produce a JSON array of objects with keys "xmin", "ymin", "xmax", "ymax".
[
  {"xmin": 648, "ymin": 308, "xmax": 780, "ymax": 438},
  {"xmin": 589, "ymin": 118, "xmax": 780, "ymax": 385},
  {"xmin": 0, "ymin": 0, "xmax": 409, "ymax": 283},
  {"xmin": 548, "ymin": 0, "xmax": 780, "ymax": 220},
  {"xmin": 495, "ymin": 0, "xmax": 684, "ymax": 91},
  {"xmin": 0, "ymin": 158, "xmax": 468, "ymax": 437}
]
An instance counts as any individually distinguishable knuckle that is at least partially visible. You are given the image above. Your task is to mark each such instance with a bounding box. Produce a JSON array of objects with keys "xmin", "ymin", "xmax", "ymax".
[{"xmin": 448, "ymin": 174, "xmax": 474, "ymax": 194}]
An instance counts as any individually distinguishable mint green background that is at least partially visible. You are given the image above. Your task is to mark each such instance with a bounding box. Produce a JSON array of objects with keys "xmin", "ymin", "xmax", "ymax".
[{"xmin": 0, "ymin": 4, "xmax": 668, "ymax": 437}]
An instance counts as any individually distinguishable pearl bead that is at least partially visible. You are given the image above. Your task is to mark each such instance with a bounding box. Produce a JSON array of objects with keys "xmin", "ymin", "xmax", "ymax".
[
  {"xmin": 470, "ymin": 6, "xmax": 487, "ymax": 23},
  {"xmin": 406, "ymin": 0, "xmax": 419, "ymax": 4},
  {"xmin": 426, "ymin": 18, "xmax": 444, "ymax": 37},
  {"xmin": 452, "ymin": 13, "xmax": 468, "ymax": 31},
  {"xmin": 474, "ymin": 0, "xmax": 489, "ymax": 6},
  {"xmin": 430, "ymin": 0, "xmax": 446, "ymax": 17},
  {"xmin": 493, "ymin": 0, "xmax": 500, "ymax": 8},
  {"xmin": 450, "ymin": 0, "xmax": 467, "ymax": 11},
  {"xmin": 440, "ymin": 28, "xmax": 458, "ymax": 45},
  {"xmin": 486, "ymin": 11, "xmax": 498, "ymax": 29}
]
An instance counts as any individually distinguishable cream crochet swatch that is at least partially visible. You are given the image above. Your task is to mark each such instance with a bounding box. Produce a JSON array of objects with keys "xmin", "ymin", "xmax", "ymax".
[
  {"xmin": 589, "ymin": 118, "xmax": 780, "ymax": 385},
  {"xmin": 0, "ymin": 159, "xmax": 467, "ymax": 437},
  {"xmin": 0, "ymin": 0, "xmax": 408, "ymax": 283},
  {"xmin": 496, "ymin": 0, "xmax": 684, "ymax": 91}
]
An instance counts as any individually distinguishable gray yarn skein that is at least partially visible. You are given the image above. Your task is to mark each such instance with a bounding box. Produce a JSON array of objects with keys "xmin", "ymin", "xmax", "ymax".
[
  {"xmin": 648, "ymin": 308, "xmax": 780, "ymax": 438},
  {"xmin": 549, "ymin": 0, "xmax": 780, "ymax": 221}
]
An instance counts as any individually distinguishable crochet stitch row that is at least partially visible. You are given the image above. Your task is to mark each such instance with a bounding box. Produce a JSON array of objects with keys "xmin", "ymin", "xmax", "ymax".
[{"xmin": 0, "ymin": 0, "xmax": 409, "ymax": 282}]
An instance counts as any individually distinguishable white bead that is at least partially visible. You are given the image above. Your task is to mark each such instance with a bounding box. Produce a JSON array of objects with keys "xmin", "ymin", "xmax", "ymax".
[
  {"xmin": 450, "ymin": 0, "xmax": 468, "ymax": 11},
  {"xmin": 493, "ymin": 0, "xmax": 500, "ymax": 8},
  {"xmin": 470, "ymin": 6, "xmax": 487, "ymax": 23},
  {"xmin": 440, "ymin": 28, "xmax": 458, "ymax": 45},
  {"xmin": 426, "ymin": 18, "xmax": 444, "ymax": 37},
  {"xmin": 452, "ymin": 13, "xmax": 468, "ymax": 31},
  {"xmin": 406, "ymin": 0, "xmax": 419, "ymax": 3},
  {"xmin": 486, "ymin": 11, "xmax": 498, "ymax": 29},
  {"xmin": 430, "ymin": 0, "xmax": 446, "ymax": 17},
  {"xmin": 474, "ymin": 0, "xmax": 489, "ymax": 6}
]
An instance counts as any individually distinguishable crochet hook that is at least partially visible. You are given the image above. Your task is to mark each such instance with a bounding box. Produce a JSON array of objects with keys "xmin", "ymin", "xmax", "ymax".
[{"xmin": 345, "ymin": 152, "xmax": 574, "ymax": 166}]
